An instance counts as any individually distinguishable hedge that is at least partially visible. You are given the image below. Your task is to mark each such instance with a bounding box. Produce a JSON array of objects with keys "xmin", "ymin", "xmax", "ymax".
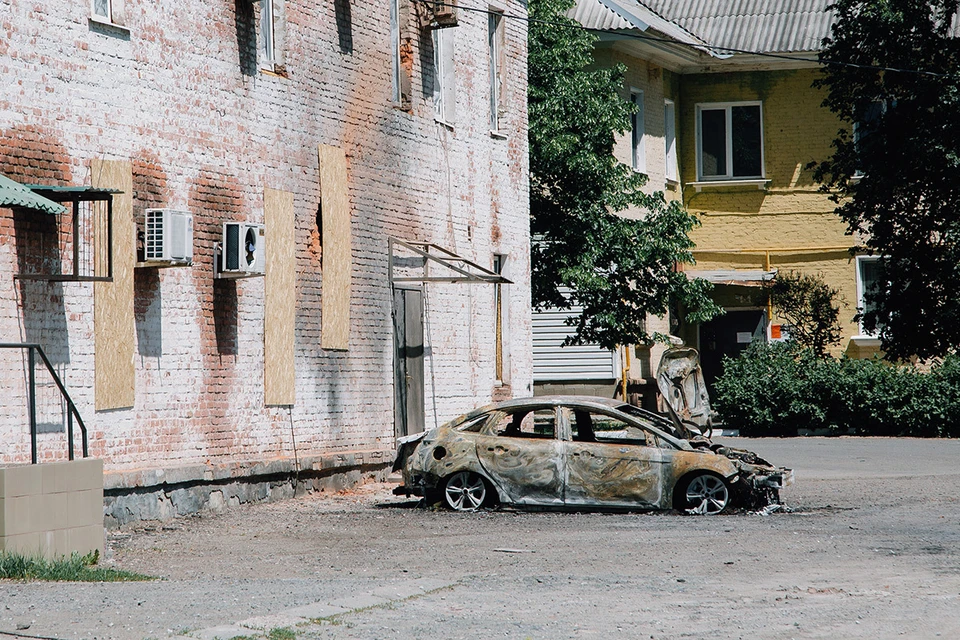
[{"xmin": 712, "ymin": 342, "xmax": 960, "ymax": 437}]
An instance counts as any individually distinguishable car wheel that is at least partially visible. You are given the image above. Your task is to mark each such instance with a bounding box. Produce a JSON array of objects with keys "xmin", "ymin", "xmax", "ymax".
[
  {"xmin": 443, "ymin": 471, "xmax": 488, "ymax": 511},
  {"xmin": 681, "ymin": 473, "xmax": 730, "ymax": 515}
]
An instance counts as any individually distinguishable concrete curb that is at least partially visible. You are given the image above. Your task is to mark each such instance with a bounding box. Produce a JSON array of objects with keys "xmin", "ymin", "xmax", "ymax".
[{"xmin": 185, "ymin": 578, "xmax": 456, "ymax": 639}]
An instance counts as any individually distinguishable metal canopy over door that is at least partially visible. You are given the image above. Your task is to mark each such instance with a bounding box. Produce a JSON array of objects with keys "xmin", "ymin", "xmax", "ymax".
[
  {"xmin": 393, "ymin": 286, "xmax": 425, "ymax": 438},
  {"xmin": 388, "ymin": 237, "xmax": 511, "ymax": 440}
]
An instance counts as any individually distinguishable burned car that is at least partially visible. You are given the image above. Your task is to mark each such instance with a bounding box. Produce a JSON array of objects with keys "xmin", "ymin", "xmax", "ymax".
[{"xmin": 394, "ymin": 396, "xmax": 792, "ymax": 514}]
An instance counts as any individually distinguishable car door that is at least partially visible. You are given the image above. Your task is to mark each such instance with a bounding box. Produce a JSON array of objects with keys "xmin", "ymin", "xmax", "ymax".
[
  {"xmin": 561, "ymin": 407, "xmax": 666, "ymax": 509},
  {"xmin": 475, "ymin": 407, "xmax": 565, "ymax": 506}
]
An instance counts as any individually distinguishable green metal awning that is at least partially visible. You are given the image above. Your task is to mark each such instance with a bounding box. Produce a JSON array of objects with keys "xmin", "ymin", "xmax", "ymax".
[{"xmin": 0, "ymin": 173, "xmax": 67, "ymax": 215}]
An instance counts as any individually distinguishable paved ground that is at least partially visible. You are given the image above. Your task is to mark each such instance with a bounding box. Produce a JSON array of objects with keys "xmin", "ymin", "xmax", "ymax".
[{"xmin": 2, "ymin": 437, "xmax": 960, "ymax": 640}]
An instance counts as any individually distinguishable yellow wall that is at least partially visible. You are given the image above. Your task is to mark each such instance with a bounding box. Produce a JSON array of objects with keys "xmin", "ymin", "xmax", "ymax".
[{"xmin": 677, "ymin": 68, "xmax": 871, "ymax": 355}]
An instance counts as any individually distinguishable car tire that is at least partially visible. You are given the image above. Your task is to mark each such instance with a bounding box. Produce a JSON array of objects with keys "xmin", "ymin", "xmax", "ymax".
[
  {"xmin": 676, "ymin": 472, "xmax": 730, "ymax": 515},
  {"xmin": 442, "ymin": 471, "xmax": 489, "ymax": 512}
]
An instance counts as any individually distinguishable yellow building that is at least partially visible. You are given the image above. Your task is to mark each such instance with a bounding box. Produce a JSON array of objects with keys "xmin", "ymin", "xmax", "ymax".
[{"xmin": 536, "ymin": 0, "xmax": 877, "ymax": 397}]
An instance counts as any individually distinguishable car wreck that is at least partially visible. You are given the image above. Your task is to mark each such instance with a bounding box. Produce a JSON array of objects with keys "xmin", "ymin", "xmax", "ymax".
[{"xmin": 394, "ymin": 396, "xmax": 792, "ymax": 514}]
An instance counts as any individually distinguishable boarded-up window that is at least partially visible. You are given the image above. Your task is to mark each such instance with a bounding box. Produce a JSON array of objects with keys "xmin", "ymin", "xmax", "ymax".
[
  {"xmin": 319, "ymin": 145, "xmax": 351, "ymax": 350},
  {"xmin": 264, "ymin": 187, "xmax": 295, "ymax": 405}
]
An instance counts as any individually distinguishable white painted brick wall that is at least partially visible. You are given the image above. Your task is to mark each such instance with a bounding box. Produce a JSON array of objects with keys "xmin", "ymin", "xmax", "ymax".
[{"xmin": 0, "ymin": 0, "xmax": 532, "ymax": 473}]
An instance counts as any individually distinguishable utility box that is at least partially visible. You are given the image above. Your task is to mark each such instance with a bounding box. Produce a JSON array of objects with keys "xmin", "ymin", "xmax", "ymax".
[{"xmin": 0, "ymin": 459, "xmax": 103, "ymax": 559}]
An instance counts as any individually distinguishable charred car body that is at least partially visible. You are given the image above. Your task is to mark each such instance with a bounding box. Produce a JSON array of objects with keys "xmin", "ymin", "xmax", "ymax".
[{"xmin": 394, "ymin": 396, "xmax": 792, "ymax": 514}]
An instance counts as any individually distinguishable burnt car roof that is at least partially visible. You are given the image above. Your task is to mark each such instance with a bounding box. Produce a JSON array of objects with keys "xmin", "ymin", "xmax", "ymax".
[
  {"xmin": 457, "ymin": 396, "xmax": 628, "ymax": 418},
  {"xmin": 445, "ymin": 396, "xmax": 690, "ymax": 446}
]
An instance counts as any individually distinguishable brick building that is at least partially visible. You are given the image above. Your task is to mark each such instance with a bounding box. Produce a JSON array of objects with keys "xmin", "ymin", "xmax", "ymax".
[{"xmin": 0, "ymin": 0, "xmax": 531, "ymax": 524}]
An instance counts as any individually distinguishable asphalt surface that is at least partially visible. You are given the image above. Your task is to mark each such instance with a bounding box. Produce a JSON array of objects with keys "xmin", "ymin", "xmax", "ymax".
[{"xmin": 2, "ymin": 437, "xmax": 960, "ymax": 640}]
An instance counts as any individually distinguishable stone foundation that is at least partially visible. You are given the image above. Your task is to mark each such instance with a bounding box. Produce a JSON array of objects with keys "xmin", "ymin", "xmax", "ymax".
[{"xmin": 103, "ymin": 449, "xmax": 392, "ymax": 528}]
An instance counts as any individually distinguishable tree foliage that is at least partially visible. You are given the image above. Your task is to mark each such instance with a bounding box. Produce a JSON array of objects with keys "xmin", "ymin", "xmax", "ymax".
[
  {"xmin": 528, "ymin": 0, "xmax": 720, "ymax": 350},
  {"xmin": 814, "ymin": 0, "xmax": 960, "ymax": 360},
  {"xmin": 769, "ymin": 271, "xmax": 843, "ymax": 358}
]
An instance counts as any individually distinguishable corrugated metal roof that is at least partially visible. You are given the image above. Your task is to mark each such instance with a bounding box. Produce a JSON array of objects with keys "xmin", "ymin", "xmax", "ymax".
[
  {"xmin": 569, "ymin": 0, "xmax": 632, "ymax": 31},
  {"xmin": 569, "ymin": 0, "xmax": 717, "ymax": 53},
  {"xmin": 641, "ymin": 0, "xmax": 834, "ymax": 53},
  {"xmin": 0, "ymin": 173, "xmax": 67, "ymax": 214}
]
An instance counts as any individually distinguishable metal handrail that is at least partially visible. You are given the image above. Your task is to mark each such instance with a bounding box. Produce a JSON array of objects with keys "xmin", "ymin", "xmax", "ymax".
[{"xmin": 0, "ymin": 343, "xmax": 88, "ymax": 463}]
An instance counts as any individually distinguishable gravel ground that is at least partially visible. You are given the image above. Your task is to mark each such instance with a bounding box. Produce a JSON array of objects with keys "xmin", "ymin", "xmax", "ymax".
[{"xmin": 2, "ymin": 437, "xmax": 960, "ymax": 640}]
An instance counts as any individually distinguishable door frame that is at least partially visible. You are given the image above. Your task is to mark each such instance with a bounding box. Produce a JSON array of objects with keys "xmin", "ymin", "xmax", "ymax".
[{"xmin": 392, "ymin": 285, "xmax": 425, "ymax": 439}]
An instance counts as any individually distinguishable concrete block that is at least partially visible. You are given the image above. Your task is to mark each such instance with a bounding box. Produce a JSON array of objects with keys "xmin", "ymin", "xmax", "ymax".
[
  {"xmin": 1, "ymin": 531, "xmax": 41, "ymax": 556},
  {"xmin": 43, "ymin": 492, "xmax": 69, "ymax": 530},
  {"xmin": 5, "ymin": 494, "xmax": 43, "ymax": 536},
  {"xmin": 2, "ymin": 465, "xmax": 42, "ymax": 498},
  {"xmin": 69, "ymin": 459, "xmax": 104, "ymax": 492},
  {"xmin": 65, "ymin": 524, "xmax": 103, "ymax": 557}
]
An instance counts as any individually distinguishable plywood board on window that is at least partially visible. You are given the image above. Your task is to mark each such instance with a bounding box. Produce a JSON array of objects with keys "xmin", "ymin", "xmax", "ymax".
[
  {"xmin": 264, "ymin": 187, "xmax": 296, "ymax": 406},
  {"xmin": 318, "ymin": 144, "xmax": 351, "ymax": 350},
  {"xmin": 92, "ymin": 159, "xmax": 135, "ymax": 411}
]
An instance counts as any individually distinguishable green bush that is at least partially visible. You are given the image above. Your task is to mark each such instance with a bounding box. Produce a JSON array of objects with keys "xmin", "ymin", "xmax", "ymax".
[{"xmin": 713, "ymin": 342, "xmax": 960, "ymax": 437}]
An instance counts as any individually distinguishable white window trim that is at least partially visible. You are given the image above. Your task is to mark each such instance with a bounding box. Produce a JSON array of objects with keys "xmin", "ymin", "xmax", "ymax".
[
  {"xmin": 630, "ymin": 89, "xmax": 645, "ymax": 173},
  {"xmin": 855, "ymin": 255, "xmax": 881, "ymax": 338},
  {"xmin": 390, "ymin": 0, "xmax": 401, "ymax": 104},
  {"xmin": 664, "ymin": 99, "xmax": 678, "ymax": 184},
  {"xmin": 89, "ymin": 0, "xmax": 128, "ymax": 30},
  {"xmin": 433, "ymin": 28, "xmax": 456, "ymax": 126},
  {"xmin": 695, "ymin": 101, "xmax": 765, "ymax": 182},
  {"xmin": 262, "ymin": 0, "xmax": 277, "ymax": 67},
  {"xmin": 488, "ymin": 9, "xmax": 505, "ymax": 133}
]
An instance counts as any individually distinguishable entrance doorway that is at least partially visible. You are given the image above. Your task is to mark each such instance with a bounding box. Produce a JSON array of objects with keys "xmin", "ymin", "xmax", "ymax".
[
  {"xmin": 393, "ymin": 286, "xmax": 425, "ymax": 438},
  {"xmin": 698, "ymin": 309, "xmax": 766, "ymax": 391}
]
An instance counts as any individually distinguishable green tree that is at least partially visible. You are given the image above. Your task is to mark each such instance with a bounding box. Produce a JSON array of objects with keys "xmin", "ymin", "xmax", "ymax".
[
  {"xmin": 813, "ymin": 0, "xmax": 960, "ymax": 360},
  {"xmin": 528, "ymin": 0, "xmax": 720, "ymax": 350},
  {"xmin": 769, "ymin": 271, "xmax": 843, "ymax": 358}
]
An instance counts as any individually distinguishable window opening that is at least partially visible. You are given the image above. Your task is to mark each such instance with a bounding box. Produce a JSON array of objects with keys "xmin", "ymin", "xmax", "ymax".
[
  {"xmin": 488, "ymin": 10, "xmax": 505, "ymax": 131},
  {"xmin": 15, "ymin": 187, "xmax": 118, "ymax": 282},
  {"xmin": 262, "ymin": 0, "xmax": 276, "ymax": 64},
  {"xmin": 433, "ymin": 28, "xmax": 456, "ymax": 124},
  {"xmin": 697, "ymin": 102, "xmax": 763, "ymax": 180},
  {"xmin": 664, "ymin": 99, "xmax": 677, "ymax": 181},
  {"xmin": 857, "ymin": 256, "xmax": 882, "ymax": 336},
  {"xmin": 493, "ymin": 408, "xmax": 556, "ymax": 439},
  {"xmin": 631, "ymin": 90, "xmax": 645, "ymax": 173}
]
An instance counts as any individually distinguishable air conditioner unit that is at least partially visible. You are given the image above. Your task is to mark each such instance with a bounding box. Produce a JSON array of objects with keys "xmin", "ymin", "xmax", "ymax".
[
  {"xmin": 423, "ymin": 0, "xmax": 458, "ymax": 29},
  {"xmin": 219, "ymin": 221, "xmax": 265, "ymax": 277},
  {"xmin": 143, "ymin": 208, "xmax": 193, "ymax": 265}
]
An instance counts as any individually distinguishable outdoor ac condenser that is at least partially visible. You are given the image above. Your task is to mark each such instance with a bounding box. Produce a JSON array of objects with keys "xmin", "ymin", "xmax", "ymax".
[
  {"xmin": 219, "ymin": 222, "xmax": 265, "ymax": 277},
  {"xmin": 143, "ymin": 208, "xmax": 193, "ymax": 265}
]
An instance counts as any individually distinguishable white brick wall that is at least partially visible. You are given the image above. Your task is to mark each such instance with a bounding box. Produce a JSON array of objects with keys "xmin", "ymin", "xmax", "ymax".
[{"xmin": 0, "ymin": 0, "xmax": 532, "ymax": 473}]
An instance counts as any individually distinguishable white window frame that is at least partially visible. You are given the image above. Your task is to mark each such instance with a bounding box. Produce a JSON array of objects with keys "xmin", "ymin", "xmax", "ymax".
[
  {"xmin": 91, "ymin": 0, "xmax": 112, "ymax": 20},
  {"xmin": 695, "ymin": 101, "xmax": 765, "ymax": 181},
  {"xmin": 664, "ymin": 99, "xmax": 678, "ymax": 183},
  {"xmin": 630, "ymin": 89, "xmax": 645, "ymax": 173},
  {"xmin": 488, "ymin": 10, "xmax": 505, "ymax": 132},
  {"xmin": 433, "ymin": 28, "xmax": 456, "ymax": 125},
  {"xmin": 90, "ymin": 0, "xmax": 126, "ymax": 27},
  {"xmin": 390, "ymin": 0, "xmax": 401, "ymax": 104},
  {"xmin": 262, "ymin": 0, "xmax": 277, "ymax": 66},
  {"xmin": 855, "ymin": 256, "xmax": 882, "ymax": 338}
]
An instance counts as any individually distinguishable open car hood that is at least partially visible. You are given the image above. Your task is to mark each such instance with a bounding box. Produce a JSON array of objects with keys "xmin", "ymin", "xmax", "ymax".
[{"xmin": 657, "ymin": 347, "xmax": 713, "ymax": 432}]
